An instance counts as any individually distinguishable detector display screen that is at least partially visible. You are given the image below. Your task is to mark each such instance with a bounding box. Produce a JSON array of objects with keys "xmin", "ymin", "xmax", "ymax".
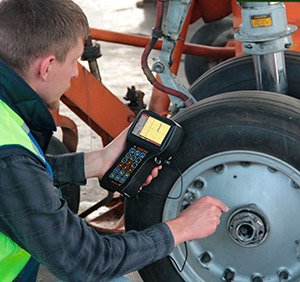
[{"xmin": 131, "ymin": 113, "xmax": 171, "ymax": 146}]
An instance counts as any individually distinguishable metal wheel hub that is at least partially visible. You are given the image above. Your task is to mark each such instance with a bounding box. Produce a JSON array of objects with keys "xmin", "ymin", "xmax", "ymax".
[
  {"xmin": 228, "ymin": 206, "xmax": 268, "ymax": 247},
  {"xmin": 163, "ymin": 151, "xmax": 300, "ymax": 282}
]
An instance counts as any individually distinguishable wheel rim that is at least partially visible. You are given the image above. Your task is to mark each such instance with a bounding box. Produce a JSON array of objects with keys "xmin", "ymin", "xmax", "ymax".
[{"xmin": 163, "ymin": 150, "xmax": 300, "ymax": 282}]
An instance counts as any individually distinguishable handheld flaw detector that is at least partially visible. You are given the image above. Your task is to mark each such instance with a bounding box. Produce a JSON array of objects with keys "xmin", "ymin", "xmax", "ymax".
[{"xmin": 100, "ymin": 109, "xmax": 184, "ymax": 198}]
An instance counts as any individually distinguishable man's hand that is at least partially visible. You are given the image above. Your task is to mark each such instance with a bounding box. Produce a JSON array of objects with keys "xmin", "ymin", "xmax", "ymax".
[
  {"xmin": 84, "ymin": 127, "xmax": 161, "ymax": 185},
  {"xmin": 83, "ymin": 128, "xmax": 128, "ymax": 179},
  {"xmin": 166, "ymin": 196, "xmax": 229, "ymax": 246},
  {"xmin": 142, "ymin": 165, "xmax": 162, "ymax": 186}
]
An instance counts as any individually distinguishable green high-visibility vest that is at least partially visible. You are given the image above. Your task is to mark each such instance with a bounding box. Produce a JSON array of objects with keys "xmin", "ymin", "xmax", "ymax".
[{"xmin": 0, "ymin": 100, "xmax": 51, "ymax": 281}]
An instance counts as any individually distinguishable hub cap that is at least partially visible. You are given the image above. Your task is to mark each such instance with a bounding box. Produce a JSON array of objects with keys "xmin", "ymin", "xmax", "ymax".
[{"xmin": 228, "ymin": 206, "xmax": 268, "ymax": 248}]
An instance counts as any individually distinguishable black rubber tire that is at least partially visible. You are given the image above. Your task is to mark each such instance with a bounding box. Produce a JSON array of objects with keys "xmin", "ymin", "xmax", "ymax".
[
  {"xmin": 184, "ymin": 17, "xmax": 233, "ymax": 85},
  {"xmin": 46, "ymin": 136, "xmax": 80, "ymax": 214},
  {"xmin": 189, "ymin": 51, "xmax": 300, "ymax": 101},
  {"xmin": 125, "ymin": 91, "xmax": 300, "ymax": 281}
]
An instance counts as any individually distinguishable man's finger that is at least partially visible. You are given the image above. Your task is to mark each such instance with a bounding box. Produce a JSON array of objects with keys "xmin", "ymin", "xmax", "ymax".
[{"xmin": 201, "ymin": 196, "xmax": 229, "ymax": 212}]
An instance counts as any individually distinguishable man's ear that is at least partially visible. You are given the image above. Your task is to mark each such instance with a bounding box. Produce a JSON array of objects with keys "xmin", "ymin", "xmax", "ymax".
[{"xmin": 39, "ymin": 55, "xmax": 56, "ymax": 81}]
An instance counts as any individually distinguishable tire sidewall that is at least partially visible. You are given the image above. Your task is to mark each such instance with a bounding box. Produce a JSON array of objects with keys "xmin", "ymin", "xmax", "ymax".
[
  {"xmin": 189, "ymin": 51, "xmax": 300, "ymax": 101},
  {"xmin": 184, "ymin": 17, "xmax": 233, "ymax": 85}
]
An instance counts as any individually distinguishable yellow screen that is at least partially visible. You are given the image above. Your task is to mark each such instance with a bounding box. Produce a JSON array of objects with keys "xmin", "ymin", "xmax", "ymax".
[{"xmin": 139, "ymin": 116, "xmax": 171, "ymax": 145}]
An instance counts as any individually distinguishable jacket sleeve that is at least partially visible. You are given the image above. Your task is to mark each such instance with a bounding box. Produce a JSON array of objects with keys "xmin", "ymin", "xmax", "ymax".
[
  {"xmin": 46, "ymin": 152, "xmax": 87, "ymax": 187},
  {"xmin": 0, "ymin": 154, "xmax": 174, "ymax": 281}
]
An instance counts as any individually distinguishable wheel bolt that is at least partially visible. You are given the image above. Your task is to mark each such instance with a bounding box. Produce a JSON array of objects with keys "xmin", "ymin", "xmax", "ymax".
[
  {"xmin": 193, "ymin": 179, "xmax": 204, "ymax": 189},
  {"xmin": 291, "ymin": 180, "xmax": 300, "ymax": 189},
  {"xmin": 200, "ymin": 252, "xmax": 211, "ymax": 263},
  {"xmin": 278, "ymin": 270, "xmax": 289, "ymax": 280},
  {"xmin": 214, "ymin": 164, "xmax": 224, "ymax": 174},
  {"xmin": 224, "ymin": 268, "xmax": 235, "ymax": 281},
  {"xmin": 186, "ymin": 192, "xmax": 196, "ymax": 203},
  {"xmin": 267, "ymin": 166, "xmax": 277, "ymax": 173},
  {"xmin": 252, "ymin": 275, "xmax": 263, "ymax": 282}
]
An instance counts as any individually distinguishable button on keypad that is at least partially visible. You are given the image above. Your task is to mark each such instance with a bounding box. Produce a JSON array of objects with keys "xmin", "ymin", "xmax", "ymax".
[{"xmin": 109, "ymin": 146, "xmax": 148, "ymax": 185}]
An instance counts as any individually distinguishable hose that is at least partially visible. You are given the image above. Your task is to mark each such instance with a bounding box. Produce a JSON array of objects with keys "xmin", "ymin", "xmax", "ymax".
[{"xmin": 141, "ymin": 0, "xmax": 193, "ymax": 106}]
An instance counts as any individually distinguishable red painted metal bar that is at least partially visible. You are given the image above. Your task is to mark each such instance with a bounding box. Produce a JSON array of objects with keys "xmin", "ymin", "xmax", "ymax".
[
  {"xmin": 90, "ymin": 28, "xmax": 235, "ymax": 59},
  {"xmin": 63, "ymin": 64, "xmax": 135, "ymax": 144}
]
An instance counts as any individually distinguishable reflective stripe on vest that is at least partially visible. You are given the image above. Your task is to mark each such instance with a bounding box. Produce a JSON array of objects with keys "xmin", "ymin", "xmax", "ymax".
[{"xmin": 0, "ymin": 100, "xmax": 52, "ymax": 281}]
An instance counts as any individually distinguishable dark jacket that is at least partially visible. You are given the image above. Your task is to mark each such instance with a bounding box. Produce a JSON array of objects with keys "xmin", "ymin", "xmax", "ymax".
[{"xmin": 0, "ymin": 59, "xmax": 174, "ymax": 281}]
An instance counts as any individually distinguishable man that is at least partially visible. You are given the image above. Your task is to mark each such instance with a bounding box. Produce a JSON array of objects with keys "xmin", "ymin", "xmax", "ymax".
[{"xmin": 0, "ymin": 0, "xmax": 229, "ymax": 281}]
